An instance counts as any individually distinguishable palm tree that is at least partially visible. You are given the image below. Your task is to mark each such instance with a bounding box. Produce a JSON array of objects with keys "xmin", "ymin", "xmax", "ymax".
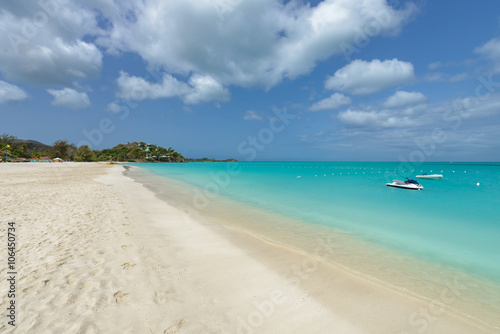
[
  {"xmin": 74, "ymin": 145, "xmax": 97, "ymax": 162},
  {"xmin": 21, "ymin": 143, "xmax": 28, "ymax": 158},
  {"xmin": 49, "ymin": 140, "xmax": 76, "ymax": 160}
]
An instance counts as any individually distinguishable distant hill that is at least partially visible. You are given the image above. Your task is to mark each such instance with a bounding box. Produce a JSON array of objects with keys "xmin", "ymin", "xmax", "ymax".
[
  {"xmin": 2, "ymin": 134, "xmax": 236, "ymax": 162},
  {"xmin": 13, "ymin": 139, "xmax": 51, "ymax": 152},
  {"xmin": 100, "ymin": 141, "xmax": 186, "ymax": 162}
]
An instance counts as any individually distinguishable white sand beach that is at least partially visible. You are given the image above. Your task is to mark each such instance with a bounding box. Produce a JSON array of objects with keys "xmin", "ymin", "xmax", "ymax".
[{"xmin": 0, "ymin": 163, "xmax": 496, "ymax": 333}]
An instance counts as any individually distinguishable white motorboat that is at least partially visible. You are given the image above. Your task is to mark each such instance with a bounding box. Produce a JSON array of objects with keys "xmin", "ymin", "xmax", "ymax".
[
  {"xmin": 416, "ymin": 174, "xmax": 443, "ymax": 180},
  {"xmin": 386, "ymin": 179, "xmax": 423, "ymax": 190}
]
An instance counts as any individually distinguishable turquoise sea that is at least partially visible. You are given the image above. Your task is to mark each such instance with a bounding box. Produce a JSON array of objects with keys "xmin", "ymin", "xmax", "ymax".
[{"xmin": 127, "ymin": 161, "xmax": 500, "ymax": 327}]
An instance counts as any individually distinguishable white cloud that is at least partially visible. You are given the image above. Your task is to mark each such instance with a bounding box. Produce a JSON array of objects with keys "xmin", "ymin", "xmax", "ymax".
[
  {"xmin": 428, "ymin": 62, "xmax": 442, "ymax": 70},
  {"xmin": 183, "ymin": 74, "xmax": 230, "ymax": 104},
  {"xmin": 0, "ymin": 5, "xmax": 103, "ymax": 86},
  {"xmin": 0, "ymin": 80, "xmax": 28, "ymax": 104},
  {"xmin": 47, "ymin": 88, "xmax": 90, "ymax": 109},
  {"xmin": 424, "ymin": 72, "xmax": 468, "ymax": 83},
  {"xmin": 116, "ymin": 71, "xmax": 230, "ymax": 105},
  {"xmin": 383, "ymin": 91, "xmax": 427, "ymax": 108},
  {"xmin": 309, "ymin": 92, "xmax": 351, "ymax": 111},
  {"xmin": 325, "ymin": 59, "xmax": 415, "ymax": 95},
  {"xmin": 338, "ymin": 109, "xmax": 379, "ymax": 127},
  {"xmin": 0, "ymin": 1, "xmax": 417, "ymax": 106},
  {"xmin": 106, "ymin": 102, "xmax": 121, "ymax": 114},
  {"xmin": 451, "ymin": 94, "xmax": 500, "ymax": 118},
  {"xmin": 97, "ymin": 0, "xmax": 416, "ymax": 90},
  {"xmin": 338, "ymin": 108, "xmax": 417, "ymax": 128},
  {"xmin": 475, "ymin": 37, "xmax": 500, "ymax": 72},
  {"xmin": 116, "ymin": 71, "xmax": 190, "ymax": 101},
  {"xmin": 243, "ymin": 110, "xmax": 262, "ymax": 121}
]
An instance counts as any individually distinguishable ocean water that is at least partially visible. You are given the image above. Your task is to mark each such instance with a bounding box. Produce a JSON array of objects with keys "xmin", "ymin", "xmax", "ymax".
[{"xmin": 127, "ymin": 161, "xmax": 500, "ymax": 327}]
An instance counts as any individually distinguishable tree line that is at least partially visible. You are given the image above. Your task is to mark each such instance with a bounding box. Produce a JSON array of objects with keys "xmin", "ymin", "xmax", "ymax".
[{"xmin": 0, "ymin": 133, "xmax": 185, "ymax": 162}]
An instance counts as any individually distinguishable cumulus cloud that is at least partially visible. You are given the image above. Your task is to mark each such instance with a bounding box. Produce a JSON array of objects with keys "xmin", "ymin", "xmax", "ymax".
[
  {"xmin": 116, "ymin": 71, "xmax": 230, "ymax": 104},
  {"xmin": 475, "ymin": 37, "xmax": 500, "ymax": 72},
  {"xmin": 0, "ymin": 0, "xmax": 417, "ymax": 105},
  {"xmin": 325, "ymin": 59, "xmax": 415, "ymax": 95},
  {"xmin": 97, "ymin": 0, "xmax": 416, "ymax": 90},
  {"xmin": 243, "ymin": 110, "xmax": 262, "ymax": 121},
  {"xmin": 0, "ymin": 5, "xmax": 103, "ymax": 86},
  {"xmin": 116, "ymin": 71, "xmax": 190, "ymax": 101},
  {"xmin": 106, "ymin": 102, "xmax": 121, "ymax": 114},
  {"xmin": 383, "ymin": 91, "xmax": 427, "ymax": 108},
  {"xmin": 183, "ymin": 74, "xmax": 231, "ymax": 104},
  {"xmin": 0, "ymin": 80, "xmax": 28, "ymax": 104},
  {"xmin": 338, "ymin": 108, "xmax": 417, "ymax": 128},
  {"xmin": 47, "ymin": 88, "xmax": 91, "ymax": 109},
  {"xmin": 309, "ymin": 92, "xmax": 351, "ymax": 111}
]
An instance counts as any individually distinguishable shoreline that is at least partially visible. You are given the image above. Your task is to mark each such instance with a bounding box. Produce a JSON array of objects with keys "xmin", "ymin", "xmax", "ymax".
[
  {"xmin": 125, "ymin": 163, "xmax": 500, "ymax": 332},
  {"xmin": 0, "ymin": 163, "xmax": 497, "ymax": 333}
]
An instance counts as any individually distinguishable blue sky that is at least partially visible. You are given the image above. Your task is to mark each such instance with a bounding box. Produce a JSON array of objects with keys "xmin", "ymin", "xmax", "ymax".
[{"xmin": 1, "ymin": 0, "xmax": 500, "ymax": 161}]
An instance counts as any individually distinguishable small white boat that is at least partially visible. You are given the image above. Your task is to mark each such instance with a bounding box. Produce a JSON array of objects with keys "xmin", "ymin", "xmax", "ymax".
[
  {"xmin": 416, "ymin": 174, "xmax": 443, "ymax": 180},
  {"xmin": 386, "ymin": 179, "xmax": 423, "ymax": 190}
]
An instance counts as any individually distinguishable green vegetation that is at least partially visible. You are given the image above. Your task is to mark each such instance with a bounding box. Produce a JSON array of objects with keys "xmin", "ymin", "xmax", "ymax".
[
  {"xmin": 0, "ymin": 133, "xmax": 186, "ymax": 163},
  {"xmin": 185, "ymin": 158, "xmax": 238, "ymax": 162},
  {"xmin": 74, "ymin": 145, "xmax": 97, "ymax": 162},
  {"xmin": 98, "ymin": 142, "xmax": 185, "ymax": 162},
  {"xmin": 47, "ymin": 140, "xmax": 76, "ymax": 160}
]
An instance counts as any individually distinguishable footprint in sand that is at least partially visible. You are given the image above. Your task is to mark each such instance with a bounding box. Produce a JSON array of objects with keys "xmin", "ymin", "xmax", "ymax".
[
  {"xmin": 164, "ymin": 319, "xmax": 187, "ymax": 334},
  {"xmin": 66, "ymin": 294, "xmax": 77, "ymax": 304},
  {"xmin": 154, "ymin": 290, "xmax": 166, "ymax": 304},
  {"xmin": 79, "ymin": 281, "xmax": 93, "ymax": 290},
  {"xmin": 92, "ymin": 268, "xmax": 104, "ymax": 276},
  {"xmin": 121, "ymin": 262, "xmax": 136, "ymax": 270},
  {"xmin": 114, "ymin": 290, "xmax": 129, "ymax": 304},
  {"xmin": 121, "ymin": 245, "xmax": 130, "ymax": 250},
  {"xmin": 125, "ymin": 232, "xmax": 133, "ymax": 237},
  {"xmin": 66, "ymin": 274, "xmax": 78, "ymax": 285}
]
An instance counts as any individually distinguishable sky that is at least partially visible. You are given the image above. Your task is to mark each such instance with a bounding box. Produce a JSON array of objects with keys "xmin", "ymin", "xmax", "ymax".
[{"xmin": 1, "ymin": 0, "xmax": 500, "ymax": 162}]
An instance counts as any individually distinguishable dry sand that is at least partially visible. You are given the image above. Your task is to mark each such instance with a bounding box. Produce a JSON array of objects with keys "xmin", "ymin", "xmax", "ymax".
[{"xmin": 0, "ymin": 163, "xmax": 496, "ymax": 333}]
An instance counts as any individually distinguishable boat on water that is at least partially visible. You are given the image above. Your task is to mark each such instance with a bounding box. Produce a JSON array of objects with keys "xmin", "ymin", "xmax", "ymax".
[
  {"xmin": 416, "ymin": 173, "xmax": 443, "ymax": 180},
  {"xmin": 386, "ymin": 178, "xmax": 423, "ymax": 190}
]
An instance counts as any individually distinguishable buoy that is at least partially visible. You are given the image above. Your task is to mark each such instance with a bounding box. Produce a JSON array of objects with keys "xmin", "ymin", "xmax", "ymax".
[{"xmin": 477, "ymin": 182, "xmax": 480, "ymax": 186}]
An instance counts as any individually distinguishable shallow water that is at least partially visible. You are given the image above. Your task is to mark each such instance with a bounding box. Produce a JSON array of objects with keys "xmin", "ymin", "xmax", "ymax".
[{"xmin": 126, "ymin": 161, "xmax": 500, "ymax": 329}]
